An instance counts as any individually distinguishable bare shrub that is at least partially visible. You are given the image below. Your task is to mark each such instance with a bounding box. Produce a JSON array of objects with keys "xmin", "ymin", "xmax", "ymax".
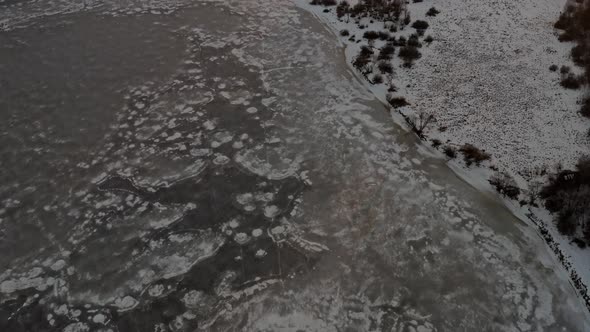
[
  {"xmin": 559, "ymin": 31, "xmax": 575, "ymax": 42},
  {"xmin": 561, "ymin": 65, "xmax": 571, "ymax": 74},
  {"xmin": 581, "ymin": 97, "xmax": 590, "ymax": 118},
  {"xmin": 572, "ymin": 43, "xmax": 589, "ymax": 66},
  {"xmin": 459, "ymin": 144, "xmax": 491, "ymax": 166},
  {"xmin": 353, "ymin": 56, "xmax": 371, "ymax": 73},
  {"xmin": 378, "ymin": 61, "xmax": 394, "ymax": 74},
  {"xmin": 378, "ymin": 44, "xmax": 395, "ymax": 60},
  {"xmin": 336, "ymin": 1, "xmax": 350, "ymax": 19},
  {"xmin": 403, "ymin": 13, "xmax": 411, "ymax": 26},
  {"xmin": 489, "ymin": 172, "xmax": 521, "ymax": 200},
  {"xmin": 378, "ymin": 31, "xmax": 390, "ymax": 41},
  {"xmin": 408, "ymin": 34, "xmax": 422, "ymax": 48},
  {"xmin": 363, "ymin": 30, "xmax": 379, "ymax": 41},
  {"xmin": 310, "ymin": 0, "xmax": 337, "ymax": 5},
  {"xmin": 360, "ymin": 45, "xmax": 373, "ymax": 57},
  {"xmin": 399, "ymin": 46, "xmax": 421, "ymax": 67},
  {"xmin": 561, "ymin": 74, "xmax": 582, "ymax": 89},
  {"xmin": 555, "ymin": 11, "xmax": 573, "ymax": 30},
  {"xmin": 340, "ymin": 29, "xmax": 350, "ymax": 36},
  {"xmin": 540, "ymin": 156, "xmax": 590, "ymax": 239},
  {"xmin": 386, "ymin": 94, "xmax": 409, "ymax": 108},
  {"xmin": 411, "ymin": 20, "xmax": 429, "ymax": 30},
  {"xmin": 408, "ymin": 111, "xmax": 435, "ymax": 137},
  {"xmin": 426, "ymin": 7, "xmax": 440, "ymax": 17},
  {"xmin": 443, "ymin": 146, "xmax": 457, "ymax": 159},
  {"xmin": 372, "ymin": 73, "xmax": 384, "ymax": 84},
  {"xmin": 554, "ymin": 3, "xmax": 590, "ymax": 119}
]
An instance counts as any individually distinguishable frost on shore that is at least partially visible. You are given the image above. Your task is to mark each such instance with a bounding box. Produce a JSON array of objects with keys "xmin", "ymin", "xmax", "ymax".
[{"xmin": 298, "ymin": 0, "xmax": 590, "ymax": 312}]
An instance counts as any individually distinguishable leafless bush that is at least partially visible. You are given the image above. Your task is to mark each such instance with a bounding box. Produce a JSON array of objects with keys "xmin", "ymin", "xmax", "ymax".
[
  {"xmin": 561, "ymin": 73, "xmax": 582, "ymax": 89},
  {"xmin": 411, "ymin": 20, "xmax": 429, "ymax": 30},
  {"xmin": 378, "ymin": 44, "xmax": 395, "ymax": 60},
  {"xmin": 540, "ymin": 156, "xmax": 590, "ymax": 240},
  {"xmin": 426, "ymin": 7, "xmax": 440, "ymax": 17},
  {"xmin": 310, "ymin": 0, "xmax": 337, "ymax": 5},
  {"xmin": 399, "ymin": 46, "xmax": 421, "ymax": 67},
  {"xmin": 555, "ymin": 2, "xmax": 590, "ymax": 117},
  {"xmin": 386, "ymin": 94, "xmax": 409, "ymax": 108},
  {"xmin": 408, "ymin": 111, "xmax": 435, "ymax": 137},
  {"xmin": 459, "ymin": 144, "xmax": 491, "ymax": 166},
  {"xmin": 363, "ymin": 30, "xmax": 379, "ymax": 41},
  {"xmin": 489, "ymin": 172, "xmax": 521, "ymax": 200},
  {"xmin": 581, "ymin": 96, "xmax": 590, "ymax": 118},
  {"xmin": 378, "ymin": 61, "xmax": 394, "ymax": 74},
  {"xmin": 443, "ymin": 146, "xmax": 457, "ymax": 159},
  {"xmin": 372, "ymin": 73, "xmax": 384, "ymax": 84},
  {"xmin": 407, "ymin": 34, "xmax": 422, "ymax": 48},
  {"xmin": 561, "ymin": 65, "xmax": 571, "ymax": 74}
]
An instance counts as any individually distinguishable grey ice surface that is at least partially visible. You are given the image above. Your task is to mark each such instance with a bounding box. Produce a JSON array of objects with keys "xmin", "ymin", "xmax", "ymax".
[{"xmin": 0, "ymin": 0, "xmax": 589, "ymax": 331}]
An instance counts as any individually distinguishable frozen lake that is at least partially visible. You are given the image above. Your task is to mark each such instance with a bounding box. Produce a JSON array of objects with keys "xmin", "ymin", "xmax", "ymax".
[{"xmin": 0, "ymin": 0, "xmax": 588, "ymax": 331}]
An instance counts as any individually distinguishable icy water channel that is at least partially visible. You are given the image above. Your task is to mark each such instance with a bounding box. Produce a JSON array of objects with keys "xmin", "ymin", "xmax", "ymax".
[{"xmin": 0, "ymin": 0, "xmax": 589, "ymax": 331}]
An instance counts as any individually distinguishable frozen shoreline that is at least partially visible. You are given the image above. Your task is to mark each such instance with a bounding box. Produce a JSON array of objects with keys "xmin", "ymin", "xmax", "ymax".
[{"xmin": 294, "ymin": 0, "xmax": 590, "ymax": 313}]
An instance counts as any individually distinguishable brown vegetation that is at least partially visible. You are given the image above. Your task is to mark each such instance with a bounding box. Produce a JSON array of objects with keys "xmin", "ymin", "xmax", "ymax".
[
  {"xmin": 459, "ymin": 144, "xmax": 491, "ymax": 166},
  {"xmin": 540, "ymin": 157, "xmax": 590, "ymax": 243},
  {"xmin": 555, "ymin": 1, "xmax": 590, "ymax": 124}
]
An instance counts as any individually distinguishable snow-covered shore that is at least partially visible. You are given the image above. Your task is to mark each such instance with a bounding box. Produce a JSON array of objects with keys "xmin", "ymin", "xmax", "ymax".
[{"xmin": 295, "ymin": 0, "xmax": 590, "ymax": 312}]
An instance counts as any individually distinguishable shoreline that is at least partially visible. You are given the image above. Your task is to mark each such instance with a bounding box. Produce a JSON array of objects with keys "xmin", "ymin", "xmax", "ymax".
[{"xmin": 294, "ymin": 0, "xmax": 590, "ymax": 314}]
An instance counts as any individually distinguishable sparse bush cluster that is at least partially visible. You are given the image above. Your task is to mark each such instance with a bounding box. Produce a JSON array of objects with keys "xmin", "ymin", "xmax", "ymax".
[
  {"xmin": 363, "ymin": 30, "xmax": 380, "ymax": 41},
  {"xmin": 353, "ymin": 46, "xmax": 373, "ymax": 74},
  {"xmin": 489, "ymin": 172, "xmax": 521, "ymax": 200},
  {"xmin": 408, "ymin": 111, "xmax": 435, "ymax": 137},
  {"xmin": 328, "ymin": 0, "xmax": 411, "ymax": 27},
  {"xmin": 386, "ymin": 94, "xmax": 409, "ymax": 108},
  {"xmin": 372, "ymin": 73, "xmax": 383, "ymax": 84},
  {"xmin": 443, "ymin": 145, "xmax": 457, "ymax": 159},
  {"xmin": 411, "ymin": 20, "xmax": 429, "ymax": 30},
  {"xmin": 561, "ymin": 73, "xmax": 583, "ymax": 89},
  {"xmin": 558, "ymin": 64, "xmax": 584, "ymax": 90},
  {"xmin": 554, "ymin": 2, "xmax": 590, "ymax": 123},
  {"xmin": 311, "ymin": 0, "xmax": 337, "ymax": 6},
  {"xmin": 321, "ymin": 0, "xmax": 435, "ymax": 140},
  {"xmin": 459, "ymin": 143, "xmax": 491, "ymax": 166},
  {"xmin": 540, "ymin": 156, "xmax": 590, "ymax": 243},
  {"xmin": 407, "ymin": 33, "xmax": 422, "ymax": 47},
  {"xmin": 426, "ymin": 7, "xmax": 440, "ymax": 17},
  {"xmin": 399, "ymin": 45, "xmax": 422, "ymax": 67},
  {"xmin": 393, "ymin": 36, "xmax": 407, "ymax": 47},
  {"xmin": 581, "ymin": 96, "xmax": 590, "ymax": 118},
  {"xmin": 378, "ymin": 43, "xmax": 395, "ymax": 60}
]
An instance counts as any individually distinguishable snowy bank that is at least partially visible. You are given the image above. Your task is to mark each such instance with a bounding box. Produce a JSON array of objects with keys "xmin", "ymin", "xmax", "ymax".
[{"xmin": 295, "ymin": 0, "xmax": 590, "ymax": 312}]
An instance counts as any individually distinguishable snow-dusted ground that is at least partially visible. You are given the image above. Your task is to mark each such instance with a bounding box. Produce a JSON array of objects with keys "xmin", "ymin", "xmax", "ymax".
[{"xmin": 296, "ymin": 0, "xmax": 590, "ymax": 314}]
